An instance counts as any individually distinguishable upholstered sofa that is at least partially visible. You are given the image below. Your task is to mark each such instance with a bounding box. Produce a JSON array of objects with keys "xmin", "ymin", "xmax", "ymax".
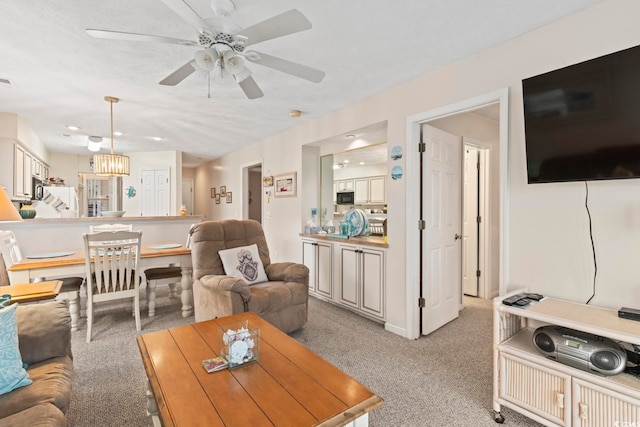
[
  {"xmin": 190, "ymin": 219, "xmax": 309, "ymax": 333},
  {"xmin": 0, "ymin": 300, "xmax": 73, "ymax": 426}
]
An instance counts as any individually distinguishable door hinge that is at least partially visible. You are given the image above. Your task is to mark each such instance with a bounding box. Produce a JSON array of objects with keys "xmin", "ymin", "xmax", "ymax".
[
  {"xmin": 418, "ymin": 219, "xmax": 426, "ymax": 230},
  {"xmin": 476, "ymin": 270, "xmax": 481, "ymax": 277},
  {"xmin": 418, "ymin": 297, "xmax": 426, "ymax": 308},
  {"xmin": 418, "ymin": 142, "xmax": 426, "ymax": 153},
  {"xmin": 477, "ymin": 216, "xmax": 482, "ymax": 224}
]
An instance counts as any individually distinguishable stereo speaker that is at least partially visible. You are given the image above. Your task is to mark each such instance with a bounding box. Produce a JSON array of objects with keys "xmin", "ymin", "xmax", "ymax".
[{"xmin": 532, "ymin": 326, "xmax": 627, "ymax": 376}]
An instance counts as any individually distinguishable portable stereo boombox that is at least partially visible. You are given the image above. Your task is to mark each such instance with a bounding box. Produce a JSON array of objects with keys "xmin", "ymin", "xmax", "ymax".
[{"xmin": 532, "ymin": 326, "xmax": 627, "ymax": 376}]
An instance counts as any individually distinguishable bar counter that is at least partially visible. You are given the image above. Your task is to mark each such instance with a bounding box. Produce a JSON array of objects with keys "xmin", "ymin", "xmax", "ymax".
[
  {"xmin": 299, "ymin": 232, "xmax": 388, "ymax": 248},
  {"xmin": 2, "ymin": 216, "xmax": 203, "ymax": 255}
]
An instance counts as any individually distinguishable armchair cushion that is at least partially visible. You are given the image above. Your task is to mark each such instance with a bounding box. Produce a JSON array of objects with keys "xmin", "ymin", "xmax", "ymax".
[{"xmin": 219, "ymin": 244, "xmax": 268, "ymax": 285}]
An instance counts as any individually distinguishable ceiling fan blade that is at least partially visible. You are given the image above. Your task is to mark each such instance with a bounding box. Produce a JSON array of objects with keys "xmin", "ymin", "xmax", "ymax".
[
  {"xmin": 237, "ymin": 9, "xmax": 312, "ymax": 46},
  {"xmin": 245, "ymin": 51, "xmax": 325, "ymax": 83},
  {"xmin": 238, "ymin": 76, "xmax": 264, "ymax": 99},
  {"xmin": 86, "ymin": 29, "xmax": 197, "ymax": 46},
  {"xmin": 160, "ymin": 0, "xmax": 207, "ymax": 33},
  {"xmin": 159, "ymin": 60, "xmax": 197, "ymax": 86}
]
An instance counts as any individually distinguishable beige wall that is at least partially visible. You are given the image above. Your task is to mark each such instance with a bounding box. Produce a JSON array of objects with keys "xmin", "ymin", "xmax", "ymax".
[{"xmin": 200, "ymin": 0, "xmax": 640, "ymax": 337}]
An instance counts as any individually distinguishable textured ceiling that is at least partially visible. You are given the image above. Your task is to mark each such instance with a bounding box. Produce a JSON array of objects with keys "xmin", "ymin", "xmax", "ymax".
[{"xmin": 0, "ymin": 0, "xmax": 602, "ymax": 167}]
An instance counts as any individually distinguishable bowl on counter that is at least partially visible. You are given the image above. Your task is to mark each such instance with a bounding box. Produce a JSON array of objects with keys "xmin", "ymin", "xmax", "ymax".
[{"xmin": 101, "ymin": 211, "xmax": 125, "ymax": 217}]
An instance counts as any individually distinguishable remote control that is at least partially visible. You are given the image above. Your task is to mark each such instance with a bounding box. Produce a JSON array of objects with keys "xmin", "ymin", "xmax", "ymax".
[
  {"xmin": 514, "ymin": 298, "xmax": 532, "ymax": 307},
  {"xmin": 502, "ymin": 294, "xmax": 525, "ymax": 306},
  {"xmin": 523, "ymin": 293, "xmax": 544, "ymax": 301}
]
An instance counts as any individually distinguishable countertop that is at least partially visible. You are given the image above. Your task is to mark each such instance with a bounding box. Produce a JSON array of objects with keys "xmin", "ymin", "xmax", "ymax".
[
  {"xmin": 300, "ymin": 233, "xmax": 388, "ymax": 248},
  {"xmin": 13, "ymin": 215, "xmax": 203, "ymax": 224}
]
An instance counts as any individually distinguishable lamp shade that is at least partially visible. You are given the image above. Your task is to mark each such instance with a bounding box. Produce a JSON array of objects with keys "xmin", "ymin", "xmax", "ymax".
[
  {"xmin": 93, "ymin": 96, "xmax": 130, "ymax": 176},
  {"xmin": 0, "ymin": 187, "xmax": 22, "ymax": 222},
  {"xmin": 93, "ymin": 153, "xmax": 130, "ymax": 176}
]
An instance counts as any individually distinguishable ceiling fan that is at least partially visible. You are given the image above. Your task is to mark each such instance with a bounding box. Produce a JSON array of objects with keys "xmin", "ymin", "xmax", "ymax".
[{"xmin": 86, "ymin": 0, "xmax": 325, "ymax": 99}]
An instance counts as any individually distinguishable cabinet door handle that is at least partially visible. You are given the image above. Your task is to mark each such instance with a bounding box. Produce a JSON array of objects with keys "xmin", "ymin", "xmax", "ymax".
[
  {"xmin": 578, "ymin": 402, "xmax": 588, "ymax": 419},
  {"xmin": 555, "ymin": 391, "xmax": 564, "ymax": 409}
]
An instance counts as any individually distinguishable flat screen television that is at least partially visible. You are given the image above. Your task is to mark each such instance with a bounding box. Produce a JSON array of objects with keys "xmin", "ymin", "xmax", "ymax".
[{"xmin": 523, "ymin": 44, "xmax": 640, "ymax": 183}]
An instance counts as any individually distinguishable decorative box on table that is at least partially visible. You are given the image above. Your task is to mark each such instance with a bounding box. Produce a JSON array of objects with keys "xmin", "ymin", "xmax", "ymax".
[{"xmin": 218, "ymin": 320, "xmax": 259, "ymax": 369}]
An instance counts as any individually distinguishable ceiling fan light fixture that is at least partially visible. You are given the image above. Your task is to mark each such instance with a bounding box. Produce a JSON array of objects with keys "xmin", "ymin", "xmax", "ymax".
[
  {"xmin": 93, "ymin": 96, "xmax": 130, "ymax": 176},
  {"xmin": 194, "ymin": 48, "xmax": 218, "ymax": 72}
]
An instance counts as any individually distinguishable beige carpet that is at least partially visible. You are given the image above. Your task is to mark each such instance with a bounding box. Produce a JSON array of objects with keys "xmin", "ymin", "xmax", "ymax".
[{"xmin": 67, "ymin": 289, "xmax": 542, "ymax": 426}]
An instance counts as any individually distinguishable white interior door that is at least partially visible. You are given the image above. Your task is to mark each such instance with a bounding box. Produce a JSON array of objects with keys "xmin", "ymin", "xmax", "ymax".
[
  {"xmin": 141, "ymin": 169, "xmax": 170, "ymax": 216},
  {"xmin": 463, "ymin": 146, "xmax": 480, "ymax": 296},
  {"xmin": 421, "ymin": 124, "xmax": 462, "ymax": 335}
]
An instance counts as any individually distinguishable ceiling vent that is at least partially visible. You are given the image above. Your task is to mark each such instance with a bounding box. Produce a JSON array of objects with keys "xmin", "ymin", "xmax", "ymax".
[{"xmin": 0, "ymin": 78, "xmax": 14, "ymax": 88}]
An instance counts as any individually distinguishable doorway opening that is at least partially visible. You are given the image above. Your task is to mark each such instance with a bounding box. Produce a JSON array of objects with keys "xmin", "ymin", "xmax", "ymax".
[
  {"xmin": 406, "ymin": 88, "xmax": 509, "ymax": 339},
  {"xmin": 243, "ymin": 163, "xmax": 262, "ymax": 223}
]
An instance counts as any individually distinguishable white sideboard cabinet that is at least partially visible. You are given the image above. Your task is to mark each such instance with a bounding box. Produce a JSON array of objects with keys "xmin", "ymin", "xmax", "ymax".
[
  {"xmin": 493, "ymin": 291, "xmax": 640, "ymax": 426},
  {"xmin": 338, "ymin": 243, "xmax": 385, "ymax": 320},
  {"xmin": 301, "ymin": 239, "xmax": 333, "ymax": 299},
  {"xmin": 301, "ymin": 236, "xmax": 386, "ymax": 323}
]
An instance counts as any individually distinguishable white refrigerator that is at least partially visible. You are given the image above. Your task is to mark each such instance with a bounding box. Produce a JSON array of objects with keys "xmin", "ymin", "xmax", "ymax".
[{"xmin": 35, "ymin": 187, "xmax": 80, "ymax": 218}]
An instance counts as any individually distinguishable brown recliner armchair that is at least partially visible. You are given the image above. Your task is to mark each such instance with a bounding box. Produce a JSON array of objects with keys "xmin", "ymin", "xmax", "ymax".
[{"xmin": 189, "ymin": 219, "xmax": 309, "ymax": 333}]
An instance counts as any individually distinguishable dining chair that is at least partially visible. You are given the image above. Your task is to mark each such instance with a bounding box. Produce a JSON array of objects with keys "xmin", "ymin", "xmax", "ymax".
[
  {"xmin": 83, "ymin": 230, "xmax": 142, "ymax": 342},
  {"xmin": 87, "ymin": 223, "xmax": 181, "ymax": 317},
  {"xmin": 88, "ymin": 223, "xmax": 134, "ymax": 233},
  {"xmin": 0, "ymin": 230, "xmax": 83, "ymax": 331}
]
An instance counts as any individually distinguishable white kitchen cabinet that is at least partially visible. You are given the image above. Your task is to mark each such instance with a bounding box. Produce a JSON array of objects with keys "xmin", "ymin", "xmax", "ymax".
[
  {"xmin": 493, "ymin": 292, "xmax": 640, "ymax": 426},
  {"xmin": 14, "ymin": 144, "xmax": 26, "ymax": 197},
  {"xmin": 23, "ymin": 151, "xmax": 32, "ymax": 198},
  {"xmin": 0, "ymin": 141, "xmax": 48, "ymax": 200},
  {"xmin": 353, "ymin": 176, "xmax": 386, "ymax": 204},
  {"xmin": 336, "ymin": 179, "xmax": 354, "ymax": 192},
  {"xmin": 302, "ymin": 239, "xmax": 333, "ymax": 299},
  {"xmin": 338, "ymin": 243, "xmax": 385, "ymax": 320},
  {"xmin": 354, "ymin": 178, "xmax": 368, "ymax": 204},
  {"xmin": 368, "ymin": 176, "xmax": 386, "ymax": 203}
]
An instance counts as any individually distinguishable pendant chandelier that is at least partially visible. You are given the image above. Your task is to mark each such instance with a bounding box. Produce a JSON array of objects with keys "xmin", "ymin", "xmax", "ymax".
[{"xmin": 93, "ymin": 96, "xmax": 130, "ymax": 176}]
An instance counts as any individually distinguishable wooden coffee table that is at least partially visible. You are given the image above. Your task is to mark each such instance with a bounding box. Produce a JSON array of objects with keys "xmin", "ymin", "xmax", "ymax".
[{"xmin": 137, "ymin": 312, "xmax": 383, "ymax": 426}]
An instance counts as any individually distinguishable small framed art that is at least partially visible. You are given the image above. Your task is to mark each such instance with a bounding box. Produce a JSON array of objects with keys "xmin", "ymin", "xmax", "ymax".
[
  {"xmin": 215, "ymin": 194, "xmax": 221, "ymax": 204},
  {"xmin": 274, "ymin": 172, "xmax": 296, "ymax": 197},
  {"xmin": 211, "ymin": 188, "xmax": 216, "ymax": 198},
  {"xmin": 220, "ymin": 186, "xmax": 227, "ymax": 196},
  {"xmin": 226, "ymin": 192, "xmax": 232, "ymax": 203}
]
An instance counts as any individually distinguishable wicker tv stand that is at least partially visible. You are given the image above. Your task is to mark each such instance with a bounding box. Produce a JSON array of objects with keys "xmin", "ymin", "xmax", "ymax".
[{"xmin": 493, "ymin": 290, "xmax": 640, "ymax": 426}]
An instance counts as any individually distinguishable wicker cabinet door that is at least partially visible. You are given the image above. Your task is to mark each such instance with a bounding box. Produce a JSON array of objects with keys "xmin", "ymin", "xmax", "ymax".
[
  {"xmin": 572, "ymin": 378, "xmax": 640, "ymax": 427},
  {"xmin": 500, "ymin": 353, "xmax": 571, "ymax": 426}
]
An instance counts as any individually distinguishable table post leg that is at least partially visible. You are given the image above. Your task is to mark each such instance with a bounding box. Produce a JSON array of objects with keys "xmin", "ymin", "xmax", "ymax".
[{"xmin": 180, "ymin": 266, "xmax": 193, "ymax": 318}]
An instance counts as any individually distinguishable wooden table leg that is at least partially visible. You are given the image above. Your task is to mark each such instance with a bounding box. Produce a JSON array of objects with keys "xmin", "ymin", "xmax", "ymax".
[{"xmin": 180, "ymin": 266, "xmax": 193, "ymax": 318}]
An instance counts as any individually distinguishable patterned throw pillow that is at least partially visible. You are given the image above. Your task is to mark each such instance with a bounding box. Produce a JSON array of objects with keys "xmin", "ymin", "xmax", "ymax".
[
  {"xmin": 219, "ymin": 244, "xmax": 268, "ymax": 285},
  {"xmin": 0, "ymin": 304, "xmax": 32, "ymax": 396}
]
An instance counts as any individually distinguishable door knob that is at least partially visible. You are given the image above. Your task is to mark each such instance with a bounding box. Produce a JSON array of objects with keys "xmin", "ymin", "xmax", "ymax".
[{"xmin": 454, "ymin": 233, "xmax": 462, "ymax": 240}]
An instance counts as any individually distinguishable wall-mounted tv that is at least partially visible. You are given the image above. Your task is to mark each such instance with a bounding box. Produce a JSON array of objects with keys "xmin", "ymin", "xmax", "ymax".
[{"xmin": 523, "ymin": 44, "xmax": 640, "ymax": 183}]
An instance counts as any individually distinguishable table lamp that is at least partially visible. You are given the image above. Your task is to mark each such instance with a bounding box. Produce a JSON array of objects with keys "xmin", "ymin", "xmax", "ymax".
[{"xmin": 0, "ymin": 187, "xmax": 22, "ymax": 222}]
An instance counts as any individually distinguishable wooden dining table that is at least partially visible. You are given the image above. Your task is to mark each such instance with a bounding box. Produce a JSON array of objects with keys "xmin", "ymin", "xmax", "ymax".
[{"xmin": 6, "ymin": 244, "xmax": 194, "ymax": 317}]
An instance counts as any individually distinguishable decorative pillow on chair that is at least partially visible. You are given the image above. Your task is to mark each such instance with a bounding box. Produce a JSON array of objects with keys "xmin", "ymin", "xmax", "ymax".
[
  {"xmin": 219, "ymin": 244, "xmax": 268, "ymax": 285},
  {"xmin": 0, "ymin": 304, "xmax": 32, "ymax": 396}
]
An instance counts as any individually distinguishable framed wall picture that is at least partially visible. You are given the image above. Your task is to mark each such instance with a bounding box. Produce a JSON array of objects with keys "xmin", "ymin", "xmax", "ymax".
[
  {"xmin": 211, "ymin": 188, "xmax": 216, "ymax": 198},
  {"xmin": 226, "ymin": 192, "xmax": 232, "ymax": 203},
  {"xmin": 274, "ymin": 172, "xmax": 297, "ymax": 197},
  {"xmin": 262, "ymin": 176, "xmax": 273, "ymax": 187},
  {"xmin": 220, "ymin": 186, "xmax": 227, "ymax": 196},
  {"xmin": 215, "ymin": 194, "xmax": 221, "ymax": 204}
]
